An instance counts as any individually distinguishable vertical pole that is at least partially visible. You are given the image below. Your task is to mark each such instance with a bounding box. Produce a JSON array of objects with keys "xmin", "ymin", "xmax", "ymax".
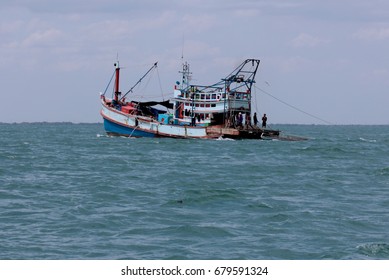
[{"xmin": 114, "ymin": 62, "xmax": 120, "ymax": 102}]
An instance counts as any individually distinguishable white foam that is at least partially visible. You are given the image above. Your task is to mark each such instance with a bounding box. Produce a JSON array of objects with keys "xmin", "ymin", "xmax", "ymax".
[
  {"xmin": 216, "ymin": 136, "xmax": 235, "ymax": 141},
  {"xmin": 359, "ymin": 137, "xmax": 377, "ymax": 143}
]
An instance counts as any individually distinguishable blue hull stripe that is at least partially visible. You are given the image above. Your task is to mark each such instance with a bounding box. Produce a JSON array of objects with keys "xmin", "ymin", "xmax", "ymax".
[{"xmin": 103, "ymin": 118, "xmax": 156, "ymax": 137}]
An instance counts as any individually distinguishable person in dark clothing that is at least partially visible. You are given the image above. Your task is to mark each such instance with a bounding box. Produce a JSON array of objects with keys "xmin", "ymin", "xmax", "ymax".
[
  {"xmin": 237, "ymin": 112, "xmax": 243, "ymax": 128},
  {"xmin": 262, "ymin": 113, "xmax": 267, "ymax": 128},
  {"xmin": 253, "ymin": 112, "xmax": 258, "ymax": 127},
  {"xmin": 245, "ymin": 114, "xmax": 251, "ymax": 129}
]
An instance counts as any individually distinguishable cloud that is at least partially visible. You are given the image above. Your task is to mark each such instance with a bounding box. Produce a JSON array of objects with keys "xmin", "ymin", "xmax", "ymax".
[
  {"xmin": 21, "ymin": 28, "xmax": 61, "ymax": 47},
  {"xmin": 278, "ymin": 56, "xmax": 313, "ymax": 72},
  {"xmin": 0, "ymin": 0, "xmax": 131, "ymax": 14},
  {"xmin": 0, "ymin": 20, "xmax": 24, "ymax": 34},
  {"xmin": 182, "ymin": 14, "xmax": 217, "ymax": 32},
  {"xmin": 290, "ymin": 33, "xmax": 329, "ymax": 47},
  {"xmin": 1, "ymin": 0, "xmax": 389, "ymax": 124},
  {"xmin": 353, "ymin": 27, "xmax": 389, "ymax": 40},
  {"xmin": 231, "ymin": 7, "xmax": 261, "ymax": 18},
  {"xmin": 182, "ymin": 40, "xmax": 220, "ymax": 59},
  {"xmin": 83, "ymin": 11, "xmax": 175, "ymax": 40}
]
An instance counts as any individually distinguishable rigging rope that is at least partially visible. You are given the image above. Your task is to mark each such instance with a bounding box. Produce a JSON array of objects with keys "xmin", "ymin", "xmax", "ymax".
[
  {"xmin": 156, "ymin": 67, "xmax": 165, "ymax": 101},
  {"xmin": 103, "ymin": 70, "xmax": 116, "ymax": 96},
  {"xmin": 255, "ymin": 85, "xmax": 334, "ymax": 125},
  {"xmin": 121, "ymin": 62, "xmax": 158, "ymax": 101}
]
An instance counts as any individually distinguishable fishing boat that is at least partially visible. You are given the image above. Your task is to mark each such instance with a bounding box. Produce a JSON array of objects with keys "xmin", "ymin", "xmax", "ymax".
[{"xmin": 100, "ymin": 59, "xmax": 281, "ymax": 139}]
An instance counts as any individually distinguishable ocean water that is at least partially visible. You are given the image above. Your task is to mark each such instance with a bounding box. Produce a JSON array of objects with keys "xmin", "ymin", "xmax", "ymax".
[{"xmin": 0, "ymin": 123, "xmax": 389, "ymax": 260}]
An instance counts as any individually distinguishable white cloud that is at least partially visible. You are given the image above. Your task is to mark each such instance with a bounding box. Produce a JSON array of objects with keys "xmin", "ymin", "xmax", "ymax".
[
  {"xmin": 182, "ymin": 14, "xmax": 217, "ymax": 32},
  {"xmin": 21, "ymin": 28, "xmax": 61, "ymax": 47},
  {"xmin": 83, "ymin": 11, "xmax": 175, "ymax": 40},
  {"xmin": 232, "ymin": 8, "xmax": 260, "ymax": 18},
  {"xmin": 278, "ymin": 56, "xmax": 313, "ymax": 72},
  {"xmin": 353, "ymin": 27, "xmax": 389, "ymax": 40},
  {"xmin": 183, "ymin": 40, "xmax": 220, "ymax": 59},
  {"xmin": 0, "ymin": 20, "xmax": 24, "ymax": 34},
  {"xmin": 290, "ymin": 33, "xmax": 329, "ymax": 47},
  {"xmin": 84, "ymin": 20, "xmax": 133, "ymax": 39}
]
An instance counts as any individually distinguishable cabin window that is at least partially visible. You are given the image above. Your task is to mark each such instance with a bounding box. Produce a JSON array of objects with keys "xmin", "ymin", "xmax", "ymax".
[
  {"xmin": 201, "ymin": 94, "xmax": 205, "ymax": 100},
  {"xmin": 211, "ymin": 104, "xmax": 216, "ymax": 107},
  {"xmin": 206, "ymin": 94, "xmax": 210, "ymax": 99},
  {"xmin": 200, "ymin": 104, "xmax": 204, "ymax": 107},
  {"xmin": 195, "ymin": 94, "xmax": 200, "ymax": 100},
  {"xmin": 212, "ymin": 94, "xmax": 216, "ymax": 99},
  {"xmin": 206, "ymin": 104, "xmax": 210, "ymax": 108}
]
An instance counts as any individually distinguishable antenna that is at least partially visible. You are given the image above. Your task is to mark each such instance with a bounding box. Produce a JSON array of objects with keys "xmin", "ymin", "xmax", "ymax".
[{"xmin": 181, "ymin": 33, "xmax": 185, "ymax": 61}]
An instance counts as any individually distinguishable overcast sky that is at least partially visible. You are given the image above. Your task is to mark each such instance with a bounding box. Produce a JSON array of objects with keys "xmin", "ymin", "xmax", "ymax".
[{"xmin": 1, "ymin": 0, "xmax": 388, "ymax": 124}]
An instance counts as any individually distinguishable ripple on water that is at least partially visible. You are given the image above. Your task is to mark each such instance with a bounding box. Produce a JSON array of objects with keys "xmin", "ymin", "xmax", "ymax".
[{"xmin": 357, "ymin": 243, "xmax": 389, "ymax": 258}]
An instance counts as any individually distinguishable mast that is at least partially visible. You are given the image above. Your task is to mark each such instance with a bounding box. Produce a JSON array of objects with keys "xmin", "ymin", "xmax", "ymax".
[
  {"xmin": 179, "ymin": 62, "xmax": 191, "ymax": 90},
  {"xmin": 114, "ymin": 61, "xmax": 121, "ymax": 102},
  {"xmin": 222, "ymin": 59, "xmax": 260, "ymax": 127},
  {"xmin": 223, "ymin": 59, "xmax": 260, "ymax": 95},
  {"xmin": 180, "ymin": 62, "xmax": 195, "ymax": 125}
]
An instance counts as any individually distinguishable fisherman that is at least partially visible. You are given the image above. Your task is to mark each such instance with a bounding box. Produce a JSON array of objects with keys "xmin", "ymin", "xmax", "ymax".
[
  {"xmin": 246, "ymin": 114, "xmax": 251, "ymax": 129},
  {"xmin": 191, "ymin": 116, "xmax": 196, "ymax": 126},
  {"xmin": 253, "ymin": 112, "xmax": 258, "ymax": 127},
  {"xmin": 237, "ymin": 112, "xmax": 243, "ymax": 128},
  {"xmin": 262, "ymin": 113, "xmax": 267, "ymax": 128}
]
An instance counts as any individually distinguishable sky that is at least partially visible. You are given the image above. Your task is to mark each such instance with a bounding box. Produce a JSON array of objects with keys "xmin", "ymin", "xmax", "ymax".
[{"xmin": 1, "ymin": 0, "xmax": 389, "ymax": 124}]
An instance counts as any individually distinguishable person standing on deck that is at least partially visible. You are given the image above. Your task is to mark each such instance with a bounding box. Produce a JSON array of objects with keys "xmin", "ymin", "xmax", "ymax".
[
  {"xmin": 253, "ymin": 112, "xmax": 258, "ymax": 127},
  {"xmin": 245, "ymin": 114, "xmax": 251, "ymax": 129},
  {"xmin": 237, "ymin": 112, "xmax": 243, "ymax": 128},
  {"xmin": 262, "ymin": 113, "xmax": 267, "ymax": 128}
]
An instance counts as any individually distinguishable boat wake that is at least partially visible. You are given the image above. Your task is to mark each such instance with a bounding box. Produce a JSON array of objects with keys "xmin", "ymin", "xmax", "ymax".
[
  {"xmin": 359, "ymin": 137, "xmax": 377, "ymax": 143},
  {"xmin": 216, "ymin": 136, "xmax": 235, "ymax": 141},
  {"xmin": 97, "ymin": 133, "xmax": 133, "ymax": 139}
]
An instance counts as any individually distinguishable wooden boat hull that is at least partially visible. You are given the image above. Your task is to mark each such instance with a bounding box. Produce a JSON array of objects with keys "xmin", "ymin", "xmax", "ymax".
[
  {"xmin": 101, "ymin": 102, "xmax": 279, "ymax": 139},
  {"xmin": 101, "ymin": 102, "xmax": 209, "ymax": 139},
  {"xmin": 99, "ymin": 59, "xmax": 303, "ymax": 141}
]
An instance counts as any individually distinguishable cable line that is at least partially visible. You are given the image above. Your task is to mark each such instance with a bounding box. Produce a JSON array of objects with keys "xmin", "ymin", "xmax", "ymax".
[
  {"xmin": 103, "ymin": 70, "xmax": 116, "ymax": 96},
  {"xmin": 255, "ymin": 85, "xmax": 334, "ymax": 125}
]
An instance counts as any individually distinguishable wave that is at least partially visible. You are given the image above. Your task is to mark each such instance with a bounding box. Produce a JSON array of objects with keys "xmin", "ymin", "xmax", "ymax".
[
  {"xmin": 359, "ymin": 137, "xmax": 377, "ymax": 143},
  {"xmin": 215, "ymin": 136, "xmax": 235, "ymax": 141},
  {"xmin": 357, "ymin": 243, "xmax": 389, "ymax": 258},
  {"xmin": 96, "ymin": 133, "xmax": 134, "ymax": 139},
  {"xmin": 299, "ymin": 145, "xmax": 349, "ymax": 154},
  {"xmin": 377, "ymin": 166, "xmax": 389, "ymax": 176}
]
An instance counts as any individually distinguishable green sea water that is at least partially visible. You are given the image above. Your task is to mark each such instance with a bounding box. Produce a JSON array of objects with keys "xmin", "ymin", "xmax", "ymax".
[{"xmin": 0, "ymin": 123, "xmax": 388, "ymax": 259}]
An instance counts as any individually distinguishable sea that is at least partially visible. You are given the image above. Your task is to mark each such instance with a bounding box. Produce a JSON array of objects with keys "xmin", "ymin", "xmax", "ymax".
[{"xmin": 0, "ymin": 123, "xmax": 388, "ymax": 260}]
